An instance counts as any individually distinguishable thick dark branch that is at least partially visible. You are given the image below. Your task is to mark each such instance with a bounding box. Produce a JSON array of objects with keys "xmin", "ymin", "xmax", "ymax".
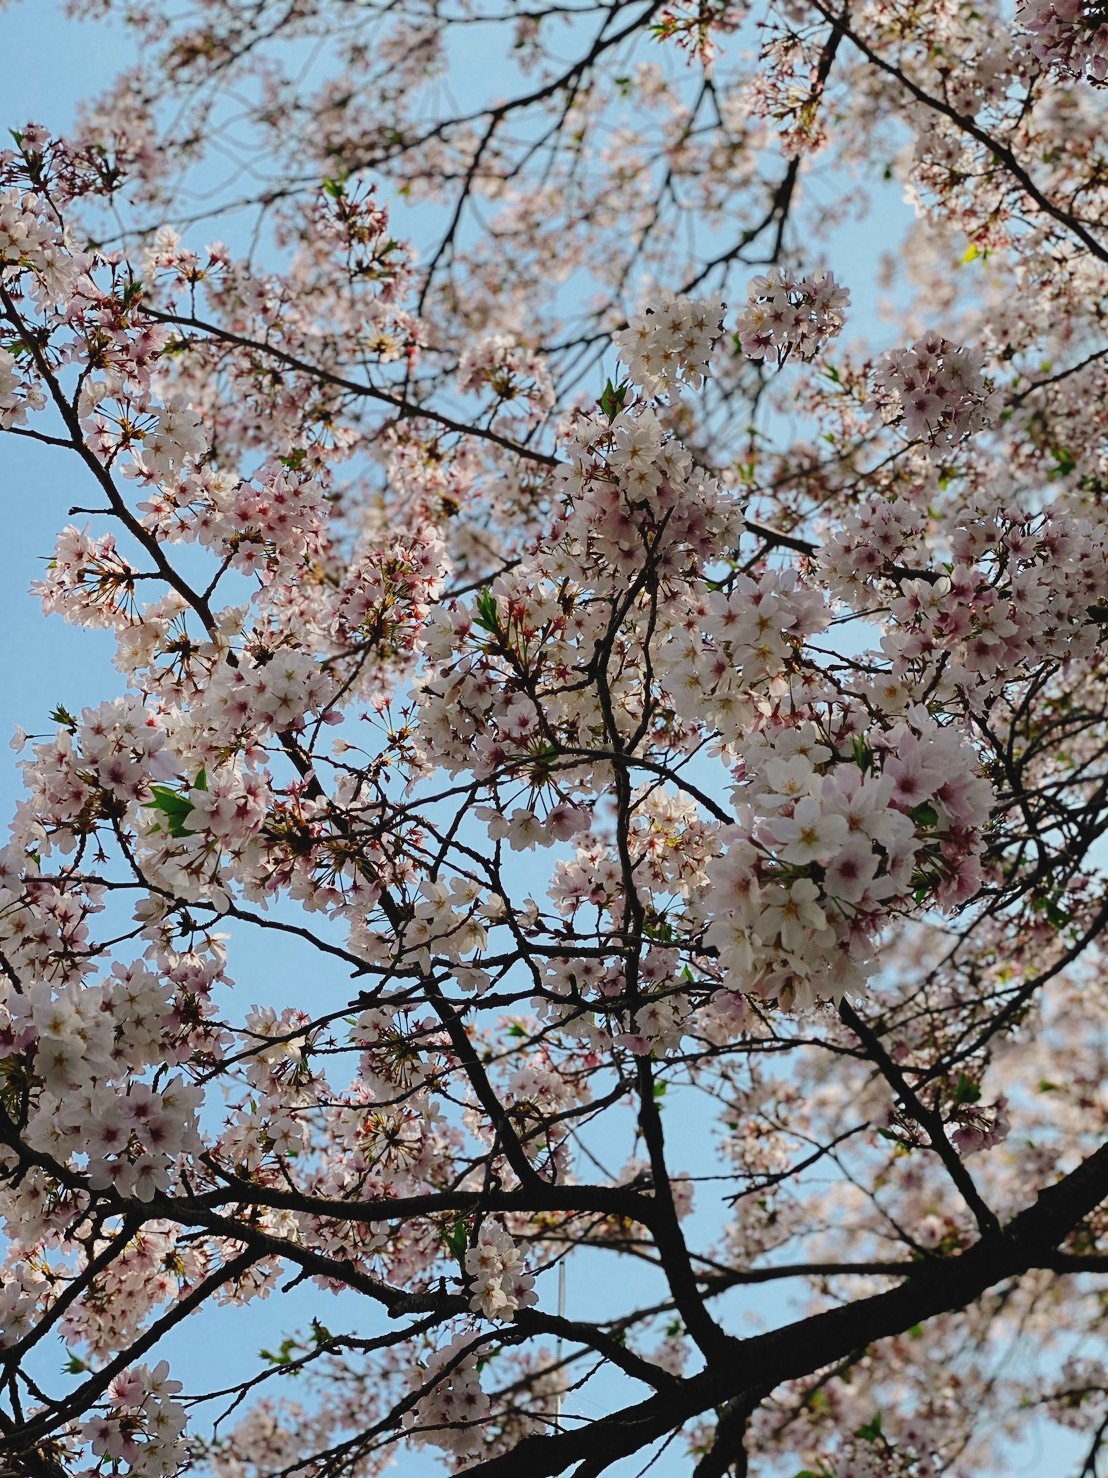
[{"xmin": 461, "ymin": 1136, "xmax": 1108, "ymax": 1476}]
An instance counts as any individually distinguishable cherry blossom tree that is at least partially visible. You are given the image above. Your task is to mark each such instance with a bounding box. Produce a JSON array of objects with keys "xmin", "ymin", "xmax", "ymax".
[{"xmin": 2, "ymin": 0, "xmax": 1108, "ymax": 1474}]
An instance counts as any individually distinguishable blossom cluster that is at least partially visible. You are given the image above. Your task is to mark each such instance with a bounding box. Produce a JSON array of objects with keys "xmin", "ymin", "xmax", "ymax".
[
  {"xmin": 142, "ymin": 226, "xmax": 232, "ymax": 295},
  {"xmin": 464, "ymin": 1221, "xmax": 538, "ymax": 1321},
  {"xmin": 4, "ymin": 970, "xmax": 204, "ymax": 1200},
  {"xmin": 16, "ymin": 697, "xmax": 179, "ymax": 838},
  {"xmin": 869, "ymin": 334, "xmax": 996, "ymax": 448},
  {"xmin": 613, "ymin": 292, "xmax": 726, "ymax": 396},
  {"xmin": 653, "ymin": 566, "xmax": 829, "ymax": 739},
  {"xmin": 0, "ymin": 184, "xmax": 81, "ymax": 304},
  {"xmin": 0, "ymin": 344, "xmax": 45, "ymax": 427},
  {"xmin": 34, "ymin": 524, "xmax": 142, "ymax": 629},
  {"xmin": 138, "ymin": 460, "xmax": 329, "ymax": 582},
  {"xmin": 1017, "ymin": 0, "xmax": 1108, "ymax": 80},
  {"xmin": 80, "ymin": 1362, "xmax": 187, "ymax": 1478},
  {"xmin": 822, "ymin": 495, "xmax": 1108, "ymax": 700},
  {"xmin": 331, "ymin": 523, "xmax": 448, "ymax": 692},
  {"xmin": 0, "ymin": 1262, "xmax": 47, "ymax": 1352},
  {"xmin": 735, "ymin": 268, "xmax": 850, "ymax": 364},
  {"xmin": 817, "ymin": 496, "xmax": 927, "ymax": 604},
  {"xmin": 405, "ymin": 1336, "xmax": 492, "ymax": 1459},
  {"xmin": 300, "ymin": 179, "xmax": 416, "ymax": 316},
  {"xmin": 703, "ymin": 713, "xmax": 992, "ymax": 1009},
  {"xmin": 950, "ymin": 1095, "xmax": 1011, "ymax": 1157},
  {"xmin": 57, "ymin": 1224, "xmax": 206, "ymax": 1359},
  {"xmin": 79, "ymin": 381, "xmax": 208, "ymax": 481},
  {"xmin": 415, "ymin": 393, "xmax": 745, "ymax": 810}
]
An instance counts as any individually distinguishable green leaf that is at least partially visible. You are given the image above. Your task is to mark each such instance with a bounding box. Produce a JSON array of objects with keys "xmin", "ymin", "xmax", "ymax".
[
  {"xmin": 954, "ymin": 1073, "xmax": 981, "ymax": 1105},
  {"xmin": 643, "ymin": 917, "xmax": 676, "ymax": 943},
  {"xmin": 909, "ymin": 801, "xmax": 939, "ymax": 830},
  {"xmin": 148, "ymin": 786, "xmax": 193, "ymax": 816},
  {"xmin": 259, "ymin": 1337, "xmax": 299, "ymax": 1367},
  {"xmin": 49, "ymin": 704, "xmax": 78, "ymax": 731},
  {"xmin": 64, "ymin": 1354, "xmax": 89, "ymax": 1374},
  {"xmin": 322, "ymin": 176, "xmax": 347, "ymax": 199},
  {"xmin": 851, "ymin": 736, "xmax": 873, "ymax": 773},
  {"xmin": 961, "ymin": 243, "xmax": 981, "ymax": 264},
  {"xmin": 1050, "ymin": 447, "xmax": 1077, "ymax": 479},
  {"xmin": 1031, "ymin": 894, "xmax": 1071, "ymax": 930},
  {"xmin": 145, "ymin": 785, "xmax": 196, "ymax": 838},
  {"xmin": 1045, "ymin": 898, "xmax": 1071, "ymax": 929},
  {"xmin": 473, "ymin": 587, "xmax": 499, "ymax": 634},
  {"xmin": 442, "ymin": 1219, "xmax": 468, "ymax": 1269},
  {"xmin": 599, "ymin": 378, "xmax": 629, "ymax": 422},
  {"xmin": 855, "ymin": 1412, "xmax": 883, "ymax": 1442}
]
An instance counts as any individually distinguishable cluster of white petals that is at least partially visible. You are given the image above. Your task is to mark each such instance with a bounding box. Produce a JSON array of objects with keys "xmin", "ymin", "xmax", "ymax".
[
  {"xmin": 77, "ymin": 382, "xmax": 208, "ymax": 480},
  {"xmin": 1017, "ymin": 0, "xmax": 1108, "ymax": 79},
  {"xmin": 0, "ymin": 1263, "xmax": 47, "ymax": 1351},
  {"xmin": 140, "ymin": 461, "xmax": 328, "ymax": 580},
  {"xmin": 405, "ymin": 1336, "xmax": 492, "ymax": 1458},
  {"xmin": 870, "ymin": 333, "xmax": 996, "ymax": 448},
  {"xmin": 464, "ymin": 1221, "xmax": 538, "ymax": 1321},
  {"xmin": 951, "ymin": 1096, "xmax": 1011, "ymax": 1156},
  {"xmin": 34, "ymin": 524, "xmax": 141, "ymax": 628},
  {"xmin": 820, "ymin": 495, "xmax": 1108, "ymax": 698},
  {"xmin": 0, "ymin": 185, "xmax": 81, "ymax": 303},
  {"xmin": 80, "ymin": 1362, "xmax": 187, "ymax": 1478},
  {"xmin": 5, "ymin": 970, "xmax": 204, "ymax": 1200},
  {"xmin": 133, "ymin": 396, "xmax": 208, "ymax": 479},
  {"xmin": 704, "ymin": 712, "xmax": 993, "ymax": 1010},
  {"xmin": 0, "ymin": 344, "xmax": 45, "ymax": 427},
  {"xmin": 613, "ymin": 292, "xmax": 726, "ymax": 396},
  {"xmin": 736, "ymin": 267, "xmax": 850, "ymax": 363}
]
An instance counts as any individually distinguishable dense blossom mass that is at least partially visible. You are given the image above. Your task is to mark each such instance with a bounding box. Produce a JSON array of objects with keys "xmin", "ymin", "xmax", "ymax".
[
  {"xmin": 734, "ymin": 267, "xmax": 850, "ymax": 364},
  {"xmin": 0, "ymin": 1, "xmax": 1108, "ymax": 1477}
]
